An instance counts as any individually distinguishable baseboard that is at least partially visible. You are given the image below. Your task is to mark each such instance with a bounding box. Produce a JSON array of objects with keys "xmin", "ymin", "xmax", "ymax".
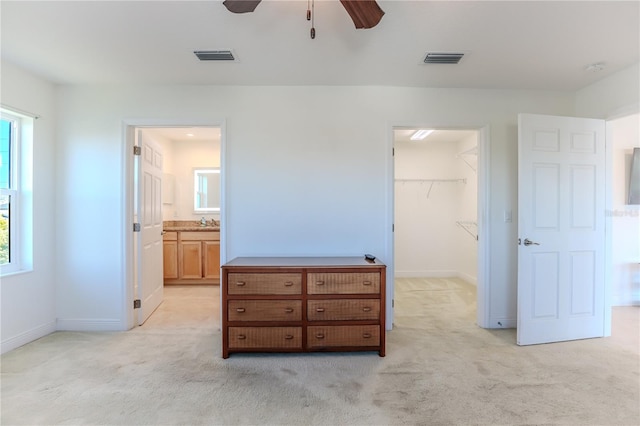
[
  {"xmin": 56, "ymin": 318, "xmax": 124, "ymax": 332},
  {"xmin": 1, "ymin": 321, "xmax": 56, "ymax": 354},
  {"xmin": 455, "ymin": 271, "xmax": 477, "ymax": 286}
]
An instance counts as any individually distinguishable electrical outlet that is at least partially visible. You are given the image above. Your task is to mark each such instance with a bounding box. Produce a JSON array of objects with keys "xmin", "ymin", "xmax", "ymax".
[{"xmin": 504, "ymin": 210, "xmax": 512, "ymax": 223}]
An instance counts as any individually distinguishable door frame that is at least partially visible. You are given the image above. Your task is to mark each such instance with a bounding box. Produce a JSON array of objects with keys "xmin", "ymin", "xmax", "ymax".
[
  {"xmin": 122, "ymin": 118, "xmax": 227, "ymax": 330},
  {"xmin": 386, "ymin": 123, "xmax": 491, "ymax": 328}
]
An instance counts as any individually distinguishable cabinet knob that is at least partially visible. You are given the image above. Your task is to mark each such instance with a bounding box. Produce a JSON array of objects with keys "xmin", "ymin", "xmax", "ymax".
[
  {"xmin": 284, "ymin": 281, "xmax": 294, "ymax": 287},
  {"xmin": 362, "ymin": 307, "xmax": 372, "ymax": 312},
  {"xmin": 236, "ymin": 281, "xmax": 246, "ymax": 287},
  {"xmin": 315, "ymin": 333, "xmax": 325, "ymax": 339},
  {"xmin": 363, "ymin": 281, "xmax": 372, "ymax": 286},
  {"xmin": 236, "ymin": 308, "xmax": 246, "ymax": 313},
  {"xmin": 363, "ymin": 333, "xmax": 372, "ymax": 339},
  {"xmin": 284, "ymin": 335, "xmax": 294, "ymax": 340},
  {"xmin": 237, "ymin": 335, "xmax": 247, "ymax": 340},
  {"xmin": 316, "ymin": 281, "xmax": 325, "ymax": 286},
  {"xmin": 285, "ymin": 308, "xmax": 294, "ymax": 313},
  {"xmin": 316, "ymin": 308, "xmax": 325, "ymax": 313}
]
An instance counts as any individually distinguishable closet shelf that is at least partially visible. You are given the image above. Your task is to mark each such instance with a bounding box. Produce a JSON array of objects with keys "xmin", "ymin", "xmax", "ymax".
[
  {"xmin": 457, "ymin": 145, "xmax": 478, "ymax": 173},
  {"xmin": 456, "ymin": 221, "xmax": 478, "ymax": 240}
]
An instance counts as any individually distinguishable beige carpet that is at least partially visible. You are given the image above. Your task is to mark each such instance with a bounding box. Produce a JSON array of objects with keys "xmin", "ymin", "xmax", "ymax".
[{"xmin": 1, "ymin": 279, "xmax": 639, "ymax": 425}]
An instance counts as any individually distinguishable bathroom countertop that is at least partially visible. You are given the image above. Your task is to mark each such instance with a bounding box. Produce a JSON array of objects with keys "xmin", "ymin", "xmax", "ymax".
[{"xmin": 163, "ymin": 220, "xmax": 220, "ymax": 232}]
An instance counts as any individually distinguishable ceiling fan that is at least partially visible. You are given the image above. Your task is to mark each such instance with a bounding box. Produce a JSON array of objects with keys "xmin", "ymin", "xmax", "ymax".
[{"xmin": 222, "ymin": 0, "xmax": 385, "ymax": 39}]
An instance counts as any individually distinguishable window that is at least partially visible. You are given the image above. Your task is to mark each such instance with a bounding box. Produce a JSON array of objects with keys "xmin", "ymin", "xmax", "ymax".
[{"xmin": 1, "ymin": 108, "xmax": 32, "ymax": 275}]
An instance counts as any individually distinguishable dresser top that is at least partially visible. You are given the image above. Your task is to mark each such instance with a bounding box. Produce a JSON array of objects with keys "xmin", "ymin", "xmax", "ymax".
[{"xmin": 223, "ymin": 256, "xmax": 385, "ymax": 268}]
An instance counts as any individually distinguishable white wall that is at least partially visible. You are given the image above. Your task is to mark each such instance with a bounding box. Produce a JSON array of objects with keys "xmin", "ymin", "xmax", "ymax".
[
  {"xmin": 0, "ymin": 62, "xmax": 57, "ymax": 353},
  {"xmin": 52, "ymin": 84, "xmax": 577, "ymax": 331},
  {"xmin": 3, "ymin": 61, "xmax": 637, "ymax": 347},
  {"xmin": 610, "ymin": 114, "xmax": 640, "ymax": 305},
  {"xmin": 394, "ymin": 133, "xmax": 477, "ymax": 282}
]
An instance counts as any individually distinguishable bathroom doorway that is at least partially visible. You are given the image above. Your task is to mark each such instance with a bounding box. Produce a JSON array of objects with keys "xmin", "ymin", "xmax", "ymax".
[{"xmin": 126, "ymin": 123, "xmax": 224, "ymax": 328}]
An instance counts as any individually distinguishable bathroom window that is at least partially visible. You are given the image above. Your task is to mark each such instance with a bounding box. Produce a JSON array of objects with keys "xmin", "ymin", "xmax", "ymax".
[{"xmin": 1, "ymin": 109, "xmax": 33, "ymax": 275}]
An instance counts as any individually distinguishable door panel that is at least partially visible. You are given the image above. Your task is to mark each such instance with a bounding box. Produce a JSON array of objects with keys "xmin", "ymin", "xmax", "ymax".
[
  {"xmin": 137, "ymin": 131, "xmax": 164, "ymax": 325},
  {"xmin": 517, "ymin": 113, "xmax": 606, "ymax": 345}
]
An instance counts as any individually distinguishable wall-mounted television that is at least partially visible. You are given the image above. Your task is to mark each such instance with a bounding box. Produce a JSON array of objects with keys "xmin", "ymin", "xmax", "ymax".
[{"xmin": 629, "ymin": 147, "xmax": 640, "ymax": 205}]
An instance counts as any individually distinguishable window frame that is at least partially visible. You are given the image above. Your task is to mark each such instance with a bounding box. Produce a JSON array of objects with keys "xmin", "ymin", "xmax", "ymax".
[{"xmin": 0, "ymin": 110, "xmax": 24, "ymax": 275}]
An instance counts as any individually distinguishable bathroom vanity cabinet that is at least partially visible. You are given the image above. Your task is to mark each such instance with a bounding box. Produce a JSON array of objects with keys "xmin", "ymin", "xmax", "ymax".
[
  {"xmin": 221, "ymin": 256, "xmax": 386, "ymax": 358},
  {"xmin": 163, "ymin": 229, "xmax": 220, "ymax": 284}
]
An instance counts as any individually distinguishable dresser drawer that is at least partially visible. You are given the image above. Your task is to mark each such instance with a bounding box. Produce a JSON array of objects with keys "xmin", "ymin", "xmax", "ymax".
[
  {"xmin": 228, "ymin": 327, "xmax": 302, "ymax": 349},
  {"xmin": 307, "ymin": 299, "xmax": 380, "ymax": 321},
  {"xmin": 228, "ymin": 300, "xmax": 302, "ymax": 322},
  {"xmin": 307, "ymin": 325, "xmax": 380, "ymax": 348},
  {"xmin": 307, "ymin": 272, "xmax": 380, "ymax": 294},
  {"xmin": 227, "ymin": 273, "xmax": 302, "ymax": 295}
]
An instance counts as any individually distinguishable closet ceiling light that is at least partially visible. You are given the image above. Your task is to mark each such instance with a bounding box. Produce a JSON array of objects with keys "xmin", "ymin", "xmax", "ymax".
[{"xmin": 410, "ymin": 129, "xmax": 434, "ymax": 141}]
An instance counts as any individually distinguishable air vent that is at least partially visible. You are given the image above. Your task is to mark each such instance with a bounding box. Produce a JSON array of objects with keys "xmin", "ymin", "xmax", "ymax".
[
  {"xmin": 423, "ymin": 53, "xmax": 464, "ymax": 64},
  {"xmin": 194, "ymin": 50, "xmax": 235, "ymax": 61}
]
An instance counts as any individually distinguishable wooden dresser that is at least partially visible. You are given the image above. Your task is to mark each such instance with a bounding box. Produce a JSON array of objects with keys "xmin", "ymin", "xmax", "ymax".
[{"xmin": 221, "ymin": 257, "xmax": 386, "ymax": 358}]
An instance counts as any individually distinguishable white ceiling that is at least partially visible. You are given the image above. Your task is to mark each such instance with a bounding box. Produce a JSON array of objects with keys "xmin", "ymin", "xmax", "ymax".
[{"xmin": 2, "ymin": 1, "xmax": 638, "ymax": 91}]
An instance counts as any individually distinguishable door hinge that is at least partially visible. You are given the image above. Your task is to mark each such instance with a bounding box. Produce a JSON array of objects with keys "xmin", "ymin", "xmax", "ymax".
[
  {"xmin": 133, "ymin": 223, "xmax": 141, "ymax": 232},
  {"xmin": 392, "ymin": 147, "xmax": 395, "ymax": 156},
  {"xmin": 133, "ymin": 146, "xmax": 142, "ymax": 156},
  {"xmin": 392, "ymin": 223, "xmax": 395, "ymax": 232},
  {"xmin": 392, "ymin": 299, "xmax": 395, "ymax": 308},
  {"xmin": 133, "ymin": 299, "xmax": 141, "ymax": 309}
]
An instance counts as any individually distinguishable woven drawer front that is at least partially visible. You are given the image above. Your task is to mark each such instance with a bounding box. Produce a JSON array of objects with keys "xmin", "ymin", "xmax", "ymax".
[
  {"xmin": 228, "ymin": 327, "xmax": 302, "ymax": 349},
  {"xmin": 227, "ymin": 273, "xmax": 302, "ymax": 295},
  {"xmin": 307, "ymin": 272, "xmax": 380, "ymax": 294},
  {"xmin": 307, "ymin": 299, "xmax": 380, "ymax": 321},
  {"xmin": 228, "ymin": 300, "xmax": 302, "ymax": 322},
  {"xmin": 307, "ymin": 325, "xmax": 380, "ymax": 348}
]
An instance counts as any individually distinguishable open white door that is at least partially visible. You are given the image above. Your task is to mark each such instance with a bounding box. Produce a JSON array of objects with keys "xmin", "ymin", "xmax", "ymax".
[
  {"xmin": 517, "ymin": 113, "xmax": 607, "ymax": 345},
  {"xmin": 136, "ymin": 130, "xmax": 164, "ymax": 325}
]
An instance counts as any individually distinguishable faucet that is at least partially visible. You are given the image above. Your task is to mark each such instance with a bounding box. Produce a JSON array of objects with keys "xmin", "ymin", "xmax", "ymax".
[
  {"xmin": 210, "ymin": 218, "xmax": 219, "ymax": 227},
  {"xmin": 200, "ymin": 217, "xmax": 207, "ymax": 226}
]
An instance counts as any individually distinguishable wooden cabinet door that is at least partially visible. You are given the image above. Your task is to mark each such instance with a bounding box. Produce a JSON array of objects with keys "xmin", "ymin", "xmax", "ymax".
[
  {"xmin": 162, "ymin": 241, "xmax": 178, "ymax": 279},
  {"xmin": 203, "ymin": 241, "xmax": 221, "ymax": 281},
  {"xmin": 179, "ymin": 241, "xmax": 202, "ymax": 279}
]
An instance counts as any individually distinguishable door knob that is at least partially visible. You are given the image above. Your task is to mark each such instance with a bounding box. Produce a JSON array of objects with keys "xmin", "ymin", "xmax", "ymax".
[{"xmin": 524, "ymin": 238, "xmax": 539, "ymax": 246}]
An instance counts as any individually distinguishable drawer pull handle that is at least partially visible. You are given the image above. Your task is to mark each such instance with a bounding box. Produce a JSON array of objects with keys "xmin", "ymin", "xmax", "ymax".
[
  {"xmin": 363, "ymin": 333, "xmax": 372, "ymax": 339},
  {"xmin": 236, "ymin": 281, "xmax": 246, "ymax": 287},
  {"xmin": 316, "ymin": 308, "xmax": 325, "ymax": 313},
  {"xmin": 315, "ymin": 333, "xmax": 325, "ymax": 339},
  {"xmin": 363, "ymin": 281, "xmax": 372, "ymax": 286},
  {"xmin": 284, "ymin": 335, "xmax": 294, "ymax": 340},
  {"xmin": 236, "ymin": 308, "xmax": 246, "ymax": 313},
  {"xmin": 284, "ymin": 281, "xmax": 294, "ymax": 287},
  {"xmin": 285, "ymin": 308, "xmax": 294, "ymax": 313},
  {"xmin": 238, "ymin": 335, "xmax": 247, "ymax": 340},
  {"xmin": 362, "ymin": 307, "xmax": 372, "ymax": 312},
  {"xmin": 315, "ymin": 281, "xmax": 325, "ymax": 286}
]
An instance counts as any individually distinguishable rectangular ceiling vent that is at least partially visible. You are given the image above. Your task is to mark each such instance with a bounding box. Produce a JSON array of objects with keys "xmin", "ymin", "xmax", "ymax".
[
  {"xmin": 194, "ymin": 50, "xmax": 235, "ymax": 61},
  {"xmin": 423, "ymin": 53, "xmax": 464, "ymax": 64}
]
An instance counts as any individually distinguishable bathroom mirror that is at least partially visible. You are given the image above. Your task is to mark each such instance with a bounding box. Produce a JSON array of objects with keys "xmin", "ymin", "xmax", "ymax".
[{"xmin": 194, "ymin": 168, "xmax": 220, "ymax": 212}]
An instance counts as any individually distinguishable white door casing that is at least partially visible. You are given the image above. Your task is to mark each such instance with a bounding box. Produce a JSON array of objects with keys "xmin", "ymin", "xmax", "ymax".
[
  {"xmin": 136, "ymin": 130, "xmax": 164, "ymax": 325},
  {"xmin": 517, "ymin": 113, "xmax": 607, "ymax": 345}
]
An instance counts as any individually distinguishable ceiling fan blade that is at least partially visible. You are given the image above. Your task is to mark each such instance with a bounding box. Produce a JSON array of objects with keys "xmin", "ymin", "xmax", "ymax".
[
  {"xmin": 339, "ymin": 0, "xmax": 385, "ymax": 29},
  {"xmin": 223, "ymin": 0, "xmax": 262, "ymax": 14}
]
